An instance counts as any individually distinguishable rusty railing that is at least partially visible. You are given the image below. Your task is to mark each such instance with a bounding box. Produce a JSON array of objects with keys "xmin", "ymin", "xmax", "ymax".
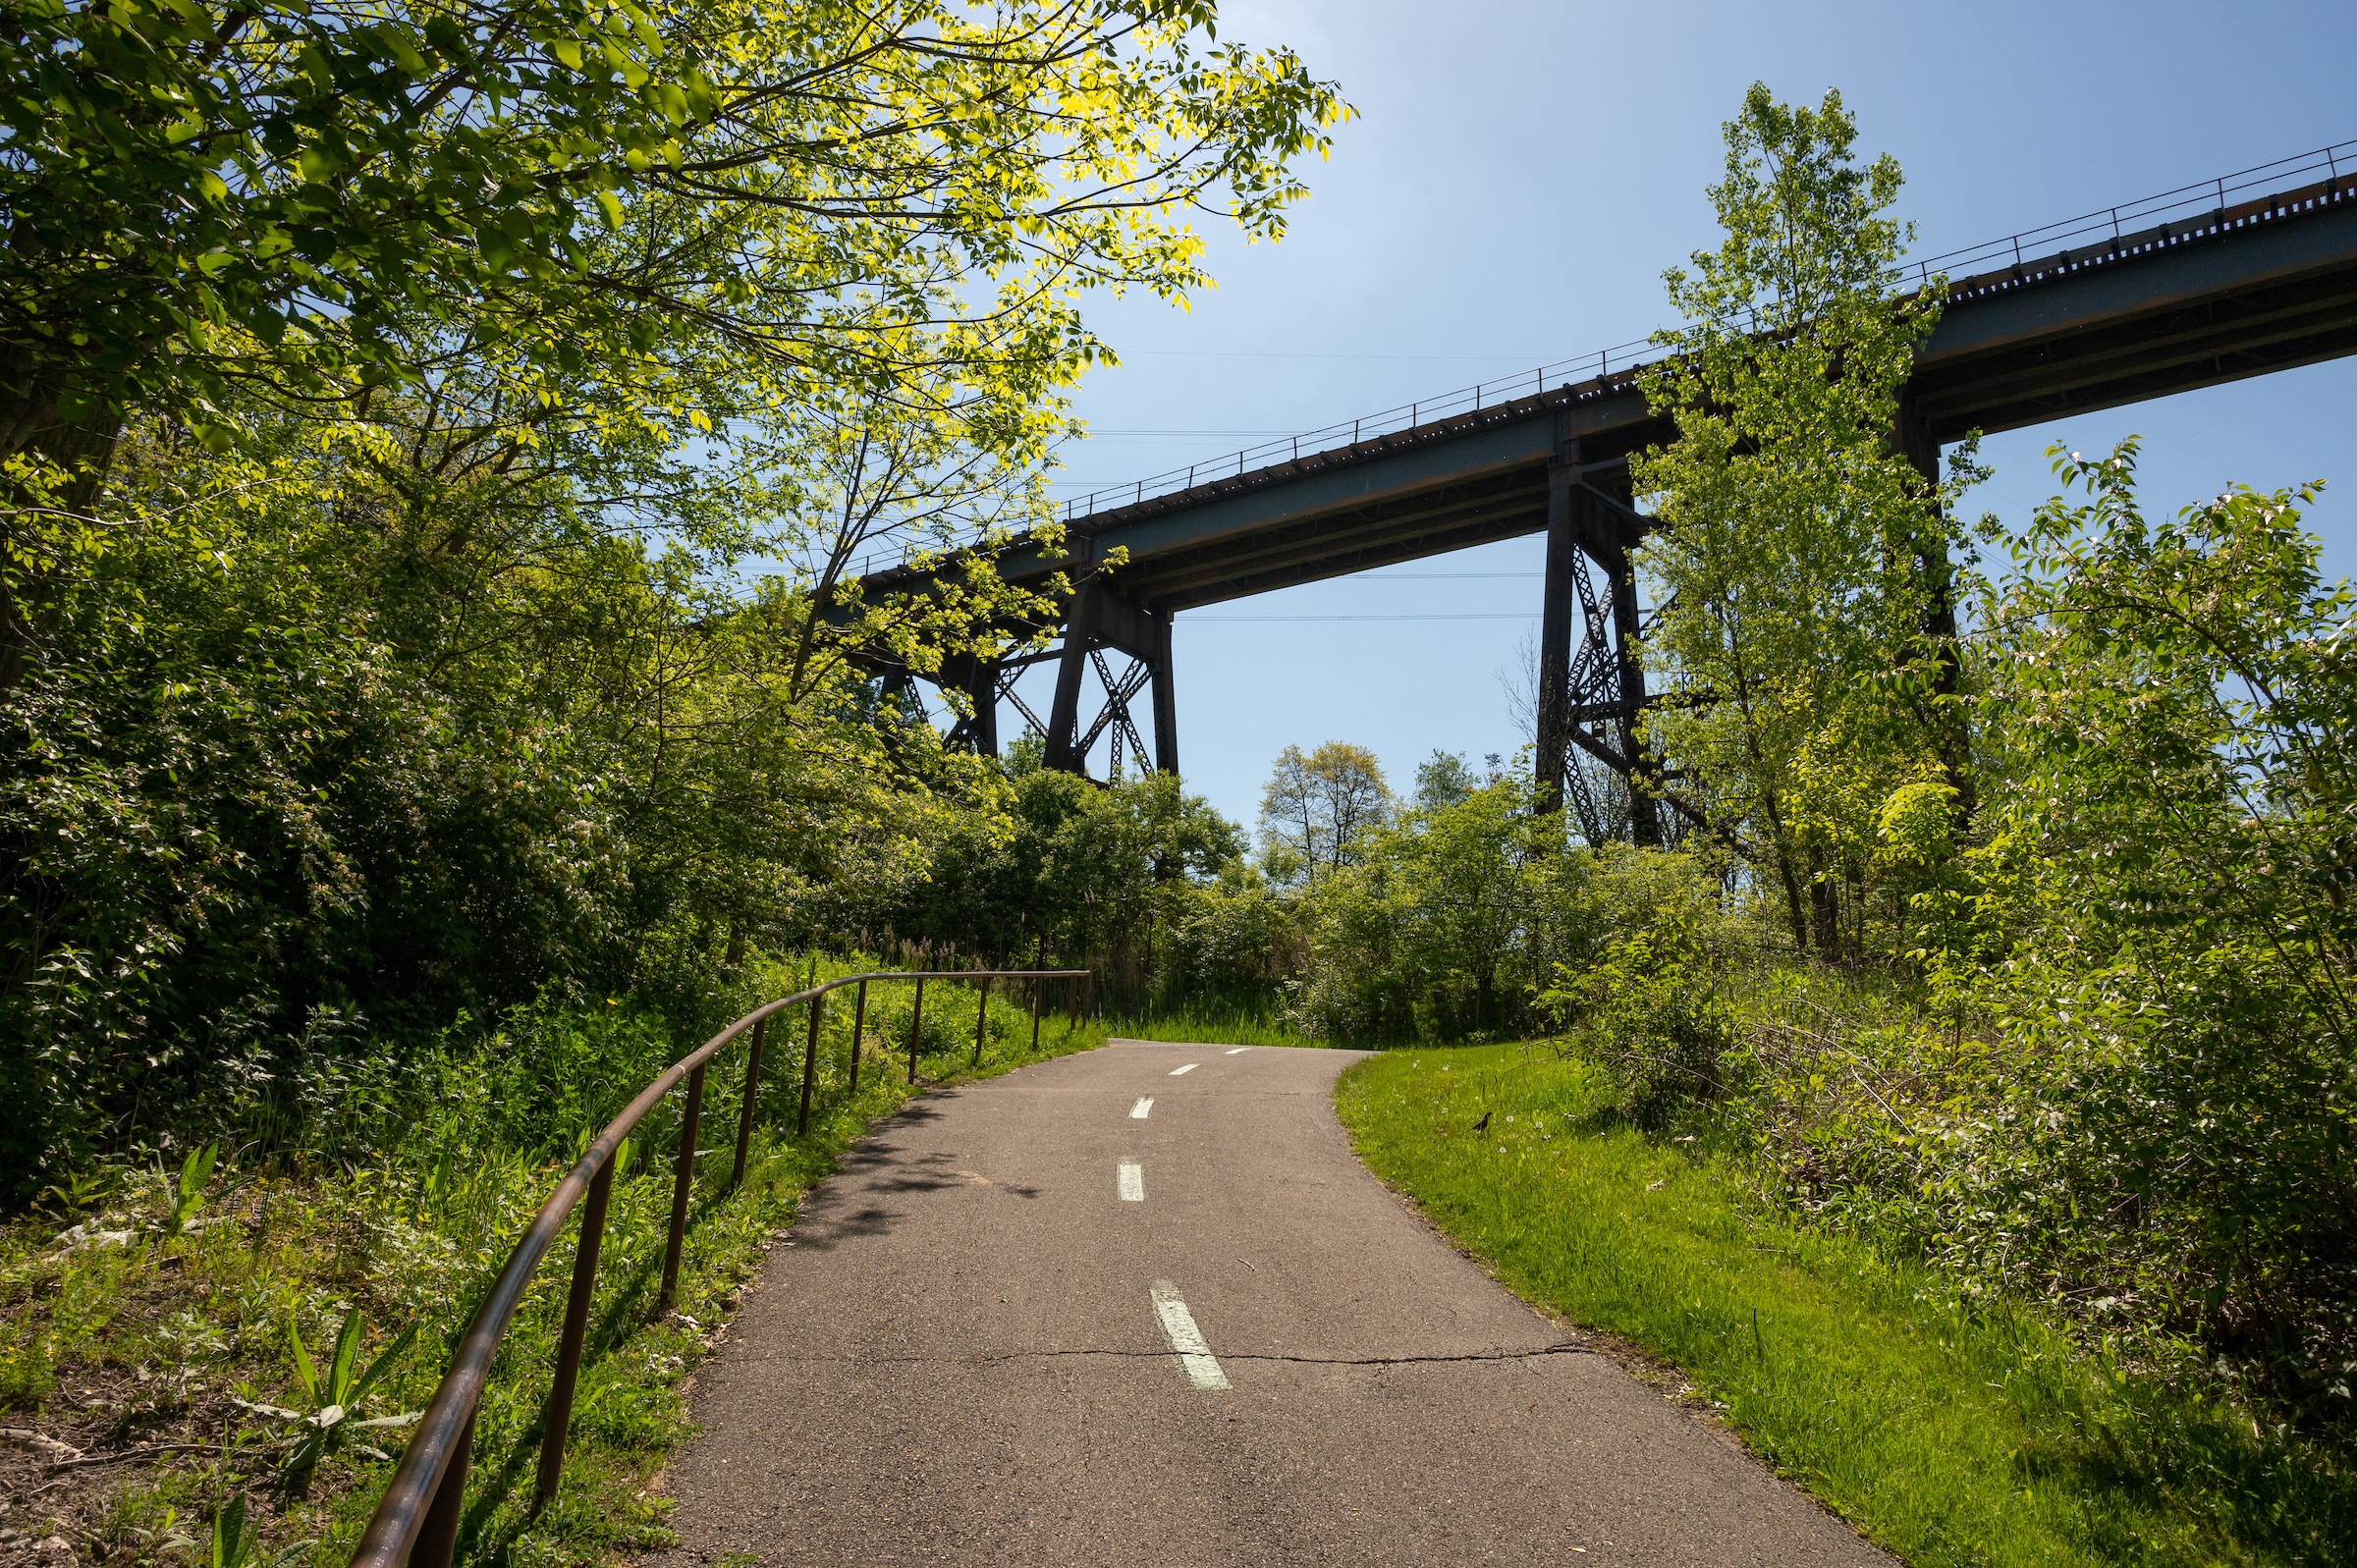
[{"xmin": 348, "ymin": 965, "xmax": 1093, "ymax": 1568}]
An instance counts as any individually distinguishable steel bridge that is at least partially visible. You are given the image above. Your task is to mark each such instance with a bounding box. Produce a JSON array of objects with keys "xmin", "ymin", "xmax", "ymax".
[{"xmin": 855, "ymin": 140, "xmax": 2357, "ymax": 840}]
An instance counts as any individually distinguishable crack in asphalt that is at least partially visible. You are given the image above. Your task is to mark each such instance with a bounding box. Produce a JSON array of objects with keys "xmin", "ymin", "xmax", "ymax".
[{"xmin": 720, "ymin": 1343, "xmax": 1591, "ymax": 1369}]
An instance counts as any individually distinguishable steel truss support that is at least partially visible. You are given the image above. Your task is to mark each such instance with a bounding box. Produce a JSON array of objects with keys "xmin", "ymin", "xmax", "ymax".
[
  {"xmin": 1042, "ymin": 582, "xmax": 1177, "ymax": 780},
  {"xmin": 937, "ymin": 654, "xmax": 999, "ymax": 756},
  {"xmin": 1534, "ymin": 446, "xmax": 1663, "ymax": 846},
  {"xmin": 908, "ymin": 581, "xmax": 1178, "ymax": 777},
  {"xmin": 877, "ymin": 667, "xmax": 927, "ymax": 732}
]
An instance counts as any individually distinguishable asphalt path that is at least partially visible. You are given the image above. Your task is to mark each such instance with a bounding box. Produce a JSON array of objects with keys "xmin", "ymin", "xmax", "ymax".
[{"xmin": 647, "ymin": 1042, "xmax": 1889, "ymax": 1566}]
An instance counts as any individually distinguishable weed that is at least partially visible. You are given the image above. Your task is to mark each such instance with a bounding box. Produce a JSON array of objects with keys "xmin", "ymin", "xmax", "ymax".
[
  {"xmin": 1106, "ymin": 1002, "xmax": 1324, "ymax": 1050},
  {"xmin": 184, "ymin": 1492, "xmax": 310, "ymax": 1568},
  {"xmin": 275, "ymin": 1309, "xmax": 416, "ymax": 1477},
  {"xmin": 43, "ymin": 1165, "xmax": 121, "ymax": 1226}
]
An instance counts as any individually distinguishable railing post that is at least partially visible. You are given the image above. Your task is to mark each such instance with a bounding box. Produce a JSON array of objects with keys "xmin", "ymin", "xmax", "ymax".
[
  {"xmin": 730, "ymin": 1016, "xmax": 766, "ymax": 1189},
  {"xmin": 536, "ymin": 1156, "xmax": 613, "ymax": 1507},
  {"xmin": 849, "ymin": 979, "xmax": 868, "ymax": 1096},
  {"xmin": 797, "ymin": 991, "xmax": 823, "ymax": 1136},
  {"xmin": 411, "ymin": 1404, "xmax": 475, "ymax": 1568},
  {"xmin": 908, "ymin": 977, "xmax": 925, "ymax": 1085},
  {"xmin": 659, "ymin": 1062, "xmax": 704, "ymax": 1313},
  {"xmin": 356, "ymin": 967, "xmax": 1134, "ymax": 1568}
]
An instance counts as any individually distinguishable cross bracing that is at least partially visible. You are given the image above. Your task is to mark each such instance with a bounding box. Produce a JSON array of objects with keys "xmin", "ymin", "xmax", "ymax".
[{"xmin": 845, "ymin": 147, "xmax": 2357, "ymax": 808}]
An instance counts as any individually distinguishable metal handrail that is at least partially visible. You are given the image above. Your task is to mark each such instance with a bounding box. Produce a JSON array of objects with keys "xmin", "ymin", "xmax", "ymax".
[
  {"xmin": 1908, "ymin": 135, "xmax": 2357, "ymax": 285},
  {"xmin": 348, "ymin": 965, "xmax": 1094, "ymax": 1568}
]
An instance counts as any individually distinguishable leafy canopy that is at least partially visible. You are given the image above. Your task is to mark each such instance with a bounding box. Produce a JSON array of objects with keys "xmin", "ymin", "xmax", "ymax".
[{"xmin": 1, "ymin": 0, "xmax": 1350, "ymax": 462}]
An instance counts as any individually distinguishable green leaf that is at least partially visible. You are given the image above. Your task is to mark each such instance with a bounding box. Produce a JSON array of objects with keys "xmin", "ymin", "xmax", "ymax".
[
  {"xmin": 375, "ymin": 27, "xmax": 431, "ymax": 76},
  {"xmin": 348, "ymin": 1323, "xmax": 418, "ymax": 1408},
  {"xmin": 211, "ymin": 1492, "xmax": 249, "ymax": 1568},
  {"xmin": 288, "ymin": 1318, "xmax": 318, "ymax": 1405},
  {"xmin": 329, "ymin": 1308, "xmax": 363, "ymax": 1405},
  {"xmin": 299, "ymin": 42, "xmax": 335, "ymax": 98}
]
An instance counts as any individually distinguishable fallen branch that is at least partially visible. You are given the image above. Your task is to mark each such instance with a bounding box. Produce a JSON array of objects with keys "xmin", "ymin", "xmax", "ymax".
[{"xmin": 1, "ymin": 1428, "xmax": 83, "ymax": 1462}]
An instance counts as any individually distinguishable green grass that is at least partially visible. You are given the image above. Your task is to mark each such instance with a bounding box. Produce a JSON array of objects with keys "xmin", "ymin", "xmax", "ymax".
[
  {"xmin": 1334, "ymin": 1042, "xmax": 2357, "ymax": 1568},
  {"xmin": 1, "ymin": 958, "xmax": 1116, "ymax": 1568}
]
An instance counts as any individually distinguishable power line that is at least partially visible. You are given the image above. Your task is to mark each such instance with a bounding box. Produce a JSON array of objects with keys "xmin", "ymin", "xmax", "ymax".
[
  {"xmin": 1185, "ymin": 613, "xmax": 1541, "ymax": 622},
  {"xmin": 1114, "ymin": 351, "xmax": 1554, "ymax": 362}
]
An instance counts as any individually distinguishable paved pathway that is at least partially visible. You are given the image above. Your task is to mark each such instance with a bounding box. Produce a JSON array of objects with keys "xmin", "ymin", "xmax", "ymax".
[{"xmin": 648, "ymin": 1042, "xmax": 1888, "ymax": 1565}]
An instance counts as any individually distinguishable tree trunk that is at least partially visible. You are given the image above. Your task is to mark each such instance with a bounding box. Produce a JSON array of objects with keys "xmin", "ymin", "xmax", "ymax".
[
  {"xmin": 1808, "ymin": 874, "xmax": 1841, "ymax": 966},
  {"xmin": 1893, "ymin": 392, "xmax": 1977, "ymax": 832},
  {"xmin": 1774, "ymin": 846, "xmax": 1810, "ymax": 954}
]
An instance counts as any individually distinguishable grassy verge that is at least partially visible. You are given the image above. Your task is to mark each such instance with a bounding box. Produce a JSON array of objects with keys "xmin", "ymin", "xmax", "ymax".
[
  {"xmin": 1334, "ymin": 1042, "xmax": 2356, "ymax": 1568},
  {"xmin": 0, "ymin": 960, "xmax": 1113, "ymax": 1567}
]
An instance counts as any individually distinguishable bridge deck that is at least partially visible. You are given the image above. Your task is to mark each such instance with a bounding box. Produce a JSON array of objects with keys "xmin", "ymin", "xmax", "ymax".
[{"xmin": 858, "ymin": 172, "xmax": 2357, "ymax": 618}]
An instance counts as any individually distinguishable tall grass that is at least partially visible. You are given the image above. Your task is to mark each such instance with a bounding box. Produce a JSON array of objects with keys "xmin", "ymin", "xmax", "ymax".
[{"xmin": 1111, "ymin": 1001, "xmax": 1320, "ymax": 1049}]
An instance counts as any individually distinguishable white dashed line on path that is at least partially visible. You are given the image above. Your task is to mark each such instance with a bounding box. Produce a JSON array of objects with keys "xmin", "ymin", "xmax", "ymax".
[
  {"xmin": 1226, "ymin": 1048, "xmax": 1250, "ymax": 1054},
  {"xmin": 1130, "ymin": 1097, "xmax": 1154, "ymax": 1118},
  {"xmin": 1119, "ymin": 1161, "xmax": 1145, "ymax": 1202},
  {"xmin": 1169, "ymin": 1063, "xmax": 1198, "ymax": 1077},
  {"xmin": 1150, "ymin": 1281, "xmax": 1231, "ymax": 1390}
]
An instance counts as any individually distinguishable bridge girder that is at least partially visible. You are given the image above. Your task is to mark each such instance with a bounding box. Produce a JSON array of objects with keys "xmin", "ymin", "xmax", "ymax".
[{"xmin": 850, "ymin": 172, "xmax": 2357, "ymax": 816}]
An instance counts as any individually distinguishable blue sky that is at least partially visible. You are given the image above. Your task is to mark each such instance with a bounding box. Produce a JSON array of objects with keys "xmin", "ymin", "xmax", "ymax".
[{"xmin": 993, "ymin": 0, "xmax": 2357, "ymax": 832}]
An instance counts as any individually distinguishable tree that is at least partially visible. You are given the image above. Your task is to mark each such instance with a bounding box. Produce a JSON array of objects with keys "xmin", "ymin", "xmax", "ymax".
[
  {"xmin": 1257, "ymin": 741, "xmax": 1393, "ymax": 890},
  {"xmin": 0, "ymin": 0, "xmax": 1351, "ymax": 686},
  {"xmin": 1631, "ymin": 83, "xmax": 1982, "ymax": 960},
  {"xmin": 0, "ymin": 1, "xmax": 1354, "ymax": 1190},
  {"xmin": 1410, "ymin": 749, "xmax": 1478, "ymax": 813},
  {"xmin": 867, "ymin": 754, "xmax": 1242, "ymax": 967},
  {"xmin": 1379, "ymin": 773, "xmax": 1549, "ymax": 1037},
  {"xmin": 1287, "ymin": 771, "xmax": 1622, "ymax": 1044}
]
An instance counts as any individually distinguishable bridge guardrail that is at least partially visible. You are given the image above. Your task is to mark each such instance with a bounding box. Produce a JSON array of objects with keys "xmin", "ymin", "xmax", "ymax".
[
  {"xmin": 829, "ymin": 135, "xmax": 2357, "ymax": 574},
  {"xmin": 348, "ymin": 966, "xmax": 1094, "ymax": 1568},
  {"xmin": 1913, "ymin": 135, "xmax": 2357, "ymax": 290}
]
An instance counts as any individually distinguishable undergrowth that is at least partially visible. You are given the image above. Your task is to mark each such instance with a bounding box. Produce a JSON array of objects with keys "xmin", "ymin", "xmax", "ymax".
[
  {"xmin": 1108, "ymin": 1000, "xmax": 1321, "ymax": 1050},
  {"xmin": 0, "ymin": 953, "xmax": 1109, "ymax": 1567}
]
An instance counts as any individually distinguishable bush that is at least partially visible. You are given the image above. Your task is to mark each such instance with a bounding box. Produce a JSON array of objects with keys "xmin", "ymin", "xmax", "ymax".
[
  {"xmin": 1546, "ymin": 884, "xmax": 1743, "ymax": 1129},
  {"xmin": 1951, "ymin": 444, "xmax": 2357, "ymax": 1418}
]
